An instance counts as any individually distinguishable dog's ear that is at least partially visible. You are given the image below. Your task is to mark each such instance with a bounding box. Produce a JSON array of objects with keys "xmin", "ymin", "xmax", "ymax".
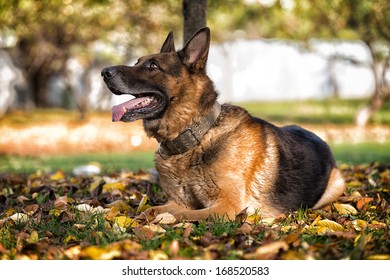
[
  {"xmin": 179, "ymin": 27, "xmax": 210, "ymax": 71},
  {"xmin": 160, "ymin": 31, "xmax": 175, "ymax": 53}
]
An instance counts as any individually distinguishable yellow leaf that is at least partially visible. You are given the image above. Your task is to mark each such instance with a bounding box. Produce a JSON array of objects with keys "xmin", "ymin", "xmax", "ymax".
[
  {"xmin": 316, "ymin": 219, "xmax": 344, "ymax": 231},
  {"xmin": 64, "ymin": 235, "xmax": 78, "ymax": 243},
  {"xmin": 114, "ymin": 216, "xmax": 137, "ymax": 228},
  {"xmin": 136, "ymin": 195, "xmax": 149, "ymax": 213},
  {"xmin": 367, "ymin": 254, "xmax": 390, "ymax": 260},
  {"xmin": 106, "ymin": 200, "xmax": 130, "ymax": 212},
  {"xmin": 28, "ymin": 230, "xmax": 39, "ymax": 244},
  {"xmin": 352, "ymin": 219, "xmax": 368, "ymax": 231},
  {"xmin": 347, "ymin": 181, "xmax": 362, "ymax": 188},
  {"xmin": 309, "ymin": 215, "xmax": 321, "ymax": 227},
  {"xmin": 49, "ymin": 209, "xmax": 64, "ymax": 217},
  {"xmin": 149, "ymin": 250, "xmax": 169, "ymax": 260},
  {"xmin": 334, "ymin": 203, "xmax": 358, "ymax": 215},
  {"xmin": 88, "ymin": 178, "xmax": 103, "ymax": 193},
  {"xmin": 27, "ymin": 171, "xmax": 43, "ymax": 181},
  {"xmin": 50, "ymin": 170, "xmax": 65, "ymax": 181},
  {"xmin": 82, "ymin": 245, "xmax": 121, "ymax": 260},
  {"xmin": 102, "ymin": 181, "xmax": 125, "ymax": 192},
  {"xmin": 316, "ymin": 226, "xmax": 330, "ymax": 235}
]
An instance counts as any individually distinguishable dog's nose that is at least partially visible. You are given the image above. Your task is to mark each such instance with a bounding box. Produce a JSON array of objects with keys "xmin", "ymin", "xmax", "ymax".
[{"xmin": 101, "ymin": 67, "xmax": 117, "ymax": 79}]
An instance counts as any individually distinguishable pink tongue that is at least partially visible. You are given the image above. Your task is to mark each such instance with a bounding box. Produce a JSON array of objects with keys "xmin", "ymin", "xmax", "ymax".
[{"xmin": 112, "ymin": 97, "xmax": 150, "ymax": 122}]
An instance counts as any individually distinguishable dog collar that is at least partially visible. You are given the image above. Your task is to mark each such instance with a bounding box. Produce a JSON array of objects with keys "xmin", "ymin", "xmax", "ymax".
[{"xmin": 158, "ymin": 102, "xmax": 221, "ymax": 159}]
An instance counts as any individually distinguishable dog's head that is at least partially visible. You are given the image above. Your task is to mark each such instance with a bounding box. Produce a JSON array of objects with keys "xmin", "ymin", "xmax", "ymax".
[{"xmin": 101, "ymin": 27, "xmax": 216, "ymax": 134}]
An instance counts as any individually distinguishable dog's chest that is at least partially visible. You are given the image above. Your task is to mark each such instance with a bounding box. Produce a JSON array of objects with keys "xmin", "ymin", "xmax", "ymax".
[{"xmin": 155, "ymin": 154, "xmax": 219, "ymax": 209}]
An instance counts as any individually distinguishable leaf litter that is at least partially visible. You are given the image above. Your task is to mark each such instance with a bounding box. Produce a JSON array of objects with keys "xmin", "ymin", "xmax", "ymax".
[{"xmin": 0, "ymin": 163, "xmax": 389, "ymax": 260}]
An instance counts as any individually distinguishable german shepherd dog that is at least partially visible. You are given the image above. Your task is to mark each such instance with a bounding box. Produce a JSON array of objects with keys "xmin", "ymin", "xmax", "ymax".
[{"xmin": 101, "ymin": 27, "xmax": 345, "ymax": 221}]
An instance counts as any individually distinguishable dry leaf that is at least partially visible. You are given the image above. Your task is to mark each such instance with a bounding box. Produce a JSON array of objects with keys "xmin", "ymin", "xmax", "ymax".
[
  {"xmin": 244, "ymin": 241, "xmax": 288, "ymax": 260},
  {"xmin": 133, "ymin": 225, "xmax": 155, "ymax": 240},
  {"xmin": 75, "ymin": 204, "xmax": 93, "ymax": 212},
  {"xmin": 106, "ymin": 200, "xmax": 130, "ymax": 212},
  {"xmin": 366, "ymin": 254, "xmax": 390, "ymax": 260},
  {"xmin": 27, "ymin": 231, "xmax": 39, "ymax": 244},
  {"xmin": 115, "ymin": 216, "xmax": 137, "ymax": 228},
  {"xmin": 64, "ymin": 245, "xmax": 81, "ymax": 259},
  {"xmin": 352, "ymin": 219, "xmax": 368, "ymax": 231},
  {"xmin": 102, "ymin": 181, "xmax": 125, "ymax": 192},
  {"xmin": 9, "ymin": 213, "xmax": 29, "ymax": 223},
  {"xmin": 356, "ymin": 197, "xmax": 374, "ymax": 210},
  {"xmin": 316, "ymin": 219, "xmax": 344, "ymax": 231},
  {"xmin": 82, "ymin": 245, "xmax": 121, "ymax": 260},
  {"xmin": 152, "ymin": 212, "xmax": 177, "ymax": 224},
  {"xmin": 144, "ymin": 224, "xmax": 166, "ymax": 234},
  {"xmin": 50, "ymin": 170, "xmax": 65, "ymax": 181},
  {"xmin": 334, "ymin": 203, "xmax": 358, "ymax": 215},
  {"xmin": 149, "ymin": 250, "xmax": 169, "ymax": 260},
  {"xmin": 136, "ymin": 195, "xmax": 149, "ymax": 213}
]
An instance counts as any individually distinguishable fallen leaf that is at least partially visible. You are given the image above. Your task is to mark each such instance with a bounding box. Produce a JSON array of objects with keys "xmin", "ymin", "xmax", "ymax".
[
  {"xmin": 64, "ymin": 245, "xmax": 81, "ymax": 259},
  {"xmin": 114, "ymin": 216, "xmax": 137, "ymax": 228},
  {"xmin": 334, "ymin": 203, "xmax": 358, "ymax": 215},
  {"xmin": 352, "ymin": 219, "xmax": 368, "ymax": 231},
  {"xmin": 133, "ymin": 225, "xmax": 155, "ymax": 240},
  {"xmin": 9, "ymin": 213, "xmax": 29, "ymax": 223},
  {"xmin": 106, "ymin": 200, "xmax": 131, "ymax": 212},
  {"xmin": 82, "ymin": 245, "xmax": 121, "ymax": 260},
  {"xmin": 28, "ymin": 231, "xmax": 39, "ymax": 244},
  {"xmin": 75, "ymin": 204, "xmax": 93, "ymax": 212},
  {"xmin": 244, "ymin": 241, "xmax": 288, "ymax": 260},
  {"xmin": 136, "ymin": 195, "xmax": 149, "ymax": 213},
  {"xmin": 366, "ymin": 254, "xmax": 390, "ymax": 260},
  {"xmin": 73, "ymin": 224, "xmax": 86, "ymax": 230},
  {"xmin": 50, "ymin": 170, "xmax": 65, "ymax": 181},
  {"xmin": 102, "ymin": 181, "xmax": 125, "ymax": 192},
  {"xmin": 356, "ymin": 197, "xmax": 374, "ymax": 210},
  {"xmin": 149, "ymin": 250, "xmax": 169, "ymax": 260},
  {"xmin": 144, "ymin": 224, "xmax": 166, "ymax": 234},
  {"xmin": 316, "ymin": 219, "xmax": 344, "ymax": 231},
  {"xmin": 152, "ymin": 212, "xmax": 177, "ymax": 224}
]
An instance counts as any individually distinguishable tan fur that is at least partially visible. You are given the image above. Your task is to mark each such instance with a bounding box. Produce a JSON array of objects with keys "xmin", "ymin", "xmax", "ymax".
[{"xmin": 313, "ymin": 168, "xmax": 346, "ymax": 209}]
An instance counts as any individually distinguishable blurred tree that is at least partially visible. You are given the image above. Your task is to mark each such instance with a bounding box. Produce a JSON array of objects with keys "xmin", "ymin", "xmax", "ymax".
[
  {"xmin": 183, "ymin": 0, "xmax": 207, "ymax": 43},
  {"xmin": 0, "ymin": 0, "xmax": 181, "ymax": 112}
]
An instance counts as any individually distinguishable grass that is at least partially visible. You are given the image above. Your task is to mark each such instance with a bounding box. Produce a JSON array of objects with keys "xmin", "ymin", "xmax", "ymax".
[
  {"xmin": 0, "ymin": 151, "xmax": 155, "ymax": 174},
  {"xmin": 1, "ymin": 142, "xmax": 389, "ymax": 174},
  {"xmin": 239, "ymin": 98, "xmax": 390, "ymax": 125}
]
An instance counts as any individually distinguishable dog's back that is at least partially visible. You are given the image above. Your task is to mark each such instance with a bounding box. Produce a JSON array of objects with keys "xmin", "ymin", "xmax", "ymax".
[{"xmin": 268, "ymin": 124, "xmax": 336, "ymax": 212}]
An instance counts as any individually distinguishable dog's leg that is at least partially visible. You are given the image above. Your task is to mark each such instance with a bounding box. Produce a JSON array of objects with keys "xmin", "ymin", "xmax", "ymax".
[
  {"xmin": 313, "ymin": 168, "xmax": 346, "ymax": 209},
  {"xmin": 173, "ymin": 204, "xmax": 238, "ymax": 222},
  {"xmin": 136, "ymin": 200, "xmax": 186, "ymax": 221}
]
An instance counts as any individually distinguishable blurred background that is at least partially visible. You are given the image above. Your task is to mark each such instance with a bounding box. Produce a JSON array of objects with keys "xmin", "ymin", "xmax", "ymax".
[{"xmin": 0, "ymin": 0, "xmax": 389, "ymax": 174}]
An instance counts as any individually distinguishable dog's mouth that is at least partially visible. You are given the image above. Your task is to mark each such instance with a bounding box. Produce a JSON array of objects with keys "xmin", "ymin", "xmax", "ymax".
[{"xmin": 111, "ymin": 91, "xmax": 167, "ymax": 122}]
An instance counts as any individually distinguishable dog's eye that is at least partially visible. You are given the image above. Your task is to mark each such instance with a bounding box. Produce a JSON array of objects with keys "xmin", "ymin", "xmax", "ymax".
[{"xmin": 148, "ymin": 61, "xmax": 159, "ymax": 70}]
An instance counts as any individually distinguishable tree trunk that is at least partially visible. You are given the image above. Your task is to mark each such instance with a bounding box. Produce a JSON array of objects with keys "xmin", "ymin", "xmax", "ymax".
[
  {"xmin": 355, "ymin": 43, "xmax": 390, "ymax": 127},
  {"xmin": 183, "ymin": 0, "xmax": 207, "ymax": 43}
]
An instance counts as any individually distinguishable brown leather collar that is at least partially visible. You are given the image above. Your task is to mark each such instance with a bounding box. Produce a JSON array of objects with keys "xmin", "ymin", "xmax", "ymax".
[{"xmin": 158, "ymin": 102, "xmax": 221, "ymax": 159}]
